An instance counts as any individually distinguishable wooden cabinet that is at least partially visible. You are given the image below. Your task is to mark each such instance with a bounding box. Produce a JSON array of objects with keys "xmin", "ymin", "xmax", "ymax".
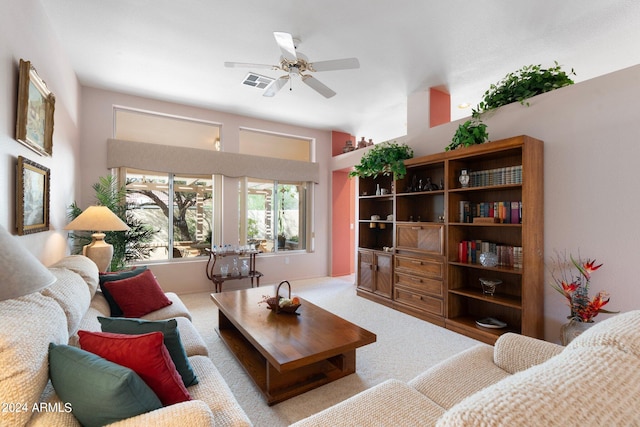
[
  {"xmin": 357, "ymin": 249, "xmax": 393, "ymax": 301},
  {"xmin": 355, "ymin": 135, "xmax": 544, "ymax": 344},
  {"xmin": 396, "ymin": 223, "xmax": 444, "ymax": 255}
]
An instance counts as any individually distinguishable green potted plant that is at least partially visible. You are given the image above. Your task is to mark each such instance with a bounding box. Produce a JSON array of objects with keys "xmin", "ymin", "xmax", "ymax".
[
  {"xmin": 445, "ymin": 119, "xmax": 489, "ymax": 151},
  {"xmin": 473, "ymin": 61, "xmax": 575, "ymax": 118},
  {"xmin": 446, "ymin": 61, "xmax": 575, "ymax": 152},
  {"xmin": 349, "ymin": 141, "xmax": 414, "ymax": 180},
  {"xmin": 68, "ymin": 175, "xmax": 157, "ymax": 271}
]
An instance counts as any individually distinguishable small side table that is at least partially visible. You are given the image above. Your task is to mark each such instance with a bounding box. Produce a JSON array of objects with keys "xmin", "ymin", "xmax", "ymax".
[{"xmin": 205, "ymin": 248, "xmax": 263, "ymax": 293}]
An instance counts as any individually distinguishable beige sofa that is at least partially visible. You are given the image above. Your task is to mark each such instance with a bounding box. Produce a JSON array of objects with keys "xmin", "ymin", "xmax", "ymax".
[
  {"xmin": 292, "ymin": 310, "xmax": 640, "ymax": 426},
  {"xmin": 0, "ymin": 255, "xmax": 251, "ymax": 427}
]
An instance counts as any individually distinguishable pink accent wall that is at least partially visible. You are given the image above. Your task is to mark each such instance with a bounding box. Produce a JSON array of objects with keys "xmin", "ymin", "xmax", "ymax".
[
  {"xmin": 332, "ymin": 130, "xmax": 355, "ymax": 156},
  {"xmin": 331, "ymin": 170, "xmax": 355, "ymax": 276},
  {"xmin": 429, "ymin": 87, "xmax": 451, "ymax": 127}
]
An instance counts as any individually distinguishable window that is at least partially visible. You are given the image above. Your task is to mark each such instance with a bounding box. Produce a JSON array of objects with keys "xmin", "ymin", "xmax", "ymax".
[
  {"xmin": 114, "ymin": 108, "xmax": 222, "ymax": 262},
  {"xmin": 112, "ymin": 110, "xmax": 315, "ymax": 260},
  {"xmin": 238, "ymin": 129, "xmax": 313, "ymax": 253},
  {"xmin": 240, "ymin": 179, "xmax": 307, "ymax": 253},
  {"xmin": 125, "ymin": 169, "xmax": 216, "ymax": 261}
]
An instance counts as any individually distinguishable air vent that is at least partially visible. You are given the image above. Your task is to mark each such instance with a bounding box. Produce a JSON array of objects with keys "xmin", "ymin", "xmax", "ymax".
[{"xmin": 242, "ymin": 72, "xmax": 275, "ymax": 89}]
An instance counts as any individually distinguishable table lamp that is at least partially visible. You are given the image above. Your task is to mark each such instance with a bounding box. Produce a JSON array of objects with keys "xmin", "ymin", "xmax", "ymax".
[
  {"xmin": 0, "ymin": 224, "xmax": 57, "ymax": 301},
  {"xmin": 64, "ymin": 205, "xmax": 130, "ymax": 272}
]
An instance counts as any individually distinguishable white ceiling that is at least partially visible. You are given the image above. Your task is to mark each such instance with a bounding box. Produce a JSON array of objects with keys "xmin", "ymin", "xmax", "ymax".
[{"xmin": 40, "ymin": 0, "xmax": 640, "ymax": 142}]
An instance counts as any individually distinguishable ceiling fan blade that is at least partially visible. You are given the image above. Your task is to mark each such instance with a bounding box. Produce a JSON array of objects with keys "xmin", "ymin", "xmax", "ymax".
[
  {"xmin": 301, "ymin": 75, "xmax": 336, "ymax": 98},
  {"xmin": 273, "ymin": 32, "xmax": 297, "ymax": 62},
  {"xmin": 309, "ymin": 58, "xmax": 360, "ymax": 72},
  {"xmin": 225, "ymin": 61, "xmax": 278, "ymax": 70},
  {"xmin": 263, "ymin": 76, "xmax": 289, "ymax": 97}
]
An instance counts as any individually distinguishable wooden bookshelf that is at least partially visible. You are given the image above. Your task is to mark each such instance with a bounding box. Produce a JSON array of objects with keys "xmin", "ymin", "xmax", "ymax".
[{"xmin": 355, "ymin": 135, "xmax": 544, "ymax": 344}]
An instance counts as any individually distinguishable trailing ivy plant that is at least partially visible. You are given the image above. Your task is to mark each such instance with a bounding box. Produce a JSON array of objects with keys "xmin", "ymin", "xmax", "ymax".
[
  {"xmin": 472, "ymin": 61, "xmax": 575, "ymax": 118},
  {"xmin": 349, "ymin": 141, "xmax": 414, "ymax": 179},
  {"xmin": 445, "ymin": 119, "xmax": 489, "ymax": 151},
  {"xmin": 446, "ymin": 61, "xmax": 575, "ymax": 151}
]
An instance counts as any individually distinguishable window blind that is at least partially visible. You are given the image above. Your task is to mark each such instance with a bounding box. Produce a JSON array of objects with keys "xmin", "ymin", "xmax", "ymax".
[{"xmin": 107, "ymin": 139, "xmax": 320, "ymax": 183}]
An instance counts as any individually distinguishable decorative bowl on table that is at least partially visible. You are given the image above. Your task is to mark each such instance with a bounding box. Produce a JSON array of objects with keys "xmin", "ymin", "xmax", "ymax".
[
  {"xmin": 479, "ymin": 278, "xmax": 502, "ymax": 296},
  {"xmin": 261, "ymin": 280, "xmax": 301, "ymax": 315}
]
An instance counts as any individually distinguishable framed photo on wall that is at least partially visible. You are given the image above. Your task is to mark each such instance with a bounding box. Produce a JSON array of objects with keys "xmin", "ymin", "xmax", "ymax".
[
  {"xmin": 16, "ymin": 156, "xmax": 50, "ymax": 235},
  {"xmin": 15, "ymin": 59, "xmax": 55, "ymax": 157}
]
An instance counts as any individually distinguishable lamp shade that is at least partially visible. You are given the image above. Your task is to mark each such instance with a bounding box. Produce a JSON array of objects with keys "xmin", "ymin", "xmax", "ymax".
[
  {"xmin": 64, "ymin": 206, "xmax": 130, "ymax": 232},
  {"xmin": 0, "ymin": 224, "xmax": 57, "ymax": 301}
]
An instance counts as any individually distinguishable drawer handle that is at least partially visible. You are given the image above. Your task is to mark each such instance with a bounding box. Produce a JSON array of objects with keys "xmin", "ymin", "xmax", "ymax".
[
  {"xmin": 411, "ymin": 260, "xmax": 423, "ymax": 265},
  {"xmin": 411, "ymin": 226, "xmax": 422, "ymax": 230},
  {"xmin": 411, "ymin": 277, "xmax": 423, "ymax": 283},
  {"xmin": 411, "ymin": 294, "xmax": 423, "ymax": 301}
]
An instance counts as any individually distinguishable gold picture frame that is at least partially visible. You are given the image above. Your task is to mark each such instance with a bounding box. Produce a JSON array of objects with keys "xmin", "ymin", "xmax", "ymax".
[
  {"xmin": 16, "ymin": 156, "xmax": 50, "ymax": 235},
  {"xmin": 16, "ymin": 59, "xmax": 55, "ymax": 157}
]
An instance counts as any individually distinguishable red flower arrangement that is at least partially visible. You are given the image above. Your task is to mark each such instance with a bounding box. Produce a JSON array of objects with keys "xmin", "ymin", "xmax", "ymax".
[{"xmin": 550, "ymin": 253, "xmax": 617, "ymax": 322}]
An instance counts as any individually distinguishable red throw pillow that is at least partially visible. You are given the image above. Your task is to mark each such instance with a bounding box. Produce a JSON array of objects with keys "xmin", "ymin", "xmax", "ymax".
[
  {"xmin": 100, "ymin": 269, "xmax": 172, "ymax": 317},
  {"xmin": 78, "ymin": 330, "xmax": 190, "ymax": 406}
]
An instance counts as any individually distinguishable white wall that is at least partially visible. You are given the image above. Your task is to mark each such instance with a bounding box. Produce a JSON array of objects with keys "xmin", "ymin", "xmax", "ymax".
[
  {"xmin": 0, "ymin": 0, "xmax": 81, "ymax": 264},
  {"xmin": 402, "ymin": 64, "xmax": 640, "ymax": 341},
  {"xmin": 80, "ymin": 87, "xmax": 332, "ymax": 294}
]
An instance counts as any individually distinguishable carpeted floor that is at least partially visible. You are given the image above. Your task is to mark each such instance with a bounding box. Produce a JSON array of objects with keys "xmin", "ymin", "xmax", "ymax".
[{"xmin": 180, "ymin": 275, "xmax": 480, "ymax": 426}]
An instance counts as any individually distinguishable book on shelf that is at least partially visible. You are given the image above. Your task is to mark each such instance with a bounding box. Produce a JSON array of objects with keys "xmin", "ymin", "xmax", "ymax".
[
  {"xmin": 458, "ymin": 200, "xmax": 522, "ymax": 224},
  {"xmin": 457, "ymin": 240, "xmax": 522, "ymax": 269},
  {"xmin": 468, "ymin": 165, "xmax": 522, "ymax": 187}
]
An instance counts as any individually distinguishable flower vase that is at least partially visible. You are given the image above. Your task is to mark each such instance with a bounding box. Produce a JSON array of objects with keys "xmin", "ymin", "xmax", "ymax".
[{"xmin": 560, "ymin": 318, "xmax": 594, "ymax": 345}]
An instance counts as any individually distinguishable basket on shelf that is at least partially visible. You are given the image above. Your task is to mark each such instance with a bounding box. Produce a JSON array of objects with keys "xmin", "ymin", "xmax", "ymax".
[{"xmin": 264, "ymin": 280, "xmax": 301, "ymax": 315}]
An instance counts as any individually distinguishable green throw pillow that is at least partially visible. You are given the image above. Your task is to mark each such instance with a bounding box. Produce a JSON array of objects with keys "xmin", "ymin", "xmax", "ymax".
[
  {"xmin": 48, "ymin": 343, "xmax": 162, "ymax": 427},
  {"xmin": 98, "ymin": 266, "xmax": 148, "ymax": 316},
  {"xmin": 98, "ymin": 316, "xmax": 198, "ymax": 387}
]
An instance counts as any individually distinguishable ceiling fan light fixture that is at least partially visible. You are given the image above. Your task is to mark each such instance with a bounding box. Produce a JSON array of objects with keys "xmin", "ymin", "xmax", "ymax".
[{"xmin": 227, "ymin": 31, "xmax": 358, "ymax": 99}]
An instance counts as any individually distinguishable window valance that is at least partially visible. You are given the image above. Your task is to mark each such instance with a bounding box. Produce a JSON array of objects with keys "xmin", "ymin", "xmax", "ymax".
[{"xmin": 107, "ymin": 139, "xmax": 320, "ymax": 183}]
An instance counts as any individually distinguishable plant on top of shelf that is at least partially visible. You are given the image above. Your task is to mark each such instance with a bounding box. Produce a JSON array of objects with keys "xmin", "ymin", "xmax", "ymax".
[
  {"xmin": 349, "ymin": 141, "xmax": 414, "ymax": 180},
  {"xmin": 445, "ymin": 118, "xmax": 489, "ymax": 151},
  {"xmin": 472, "ymin": 61, "xmax": 576, "ymax": 118},
  {"xmin": 445, "ymin": 61, "xmax": 575, "ymax": 152}
]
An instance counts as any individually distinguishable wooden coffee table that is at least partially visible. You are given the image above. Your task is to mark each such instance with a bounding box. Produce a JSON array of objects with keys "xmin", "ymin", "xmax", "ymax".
[{"xmin": 210, "ymin": 285, "xmax": 376, "ymax": 405}]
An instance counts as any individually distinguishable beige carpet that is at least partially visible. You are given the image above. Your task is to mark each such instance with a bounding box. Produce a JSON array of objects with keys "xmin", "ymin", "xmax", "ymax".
[{"xmin": 180, "ymin": 276, "xmax": 480, "ymax": 426}]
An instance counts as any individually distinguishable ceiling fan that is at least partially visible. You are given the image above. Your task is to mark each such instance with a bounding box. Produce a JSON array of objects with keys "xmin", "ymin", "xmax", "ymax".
[{"xmin": 224, "ymin": 32, "xmax": 360, "ymax": 99}]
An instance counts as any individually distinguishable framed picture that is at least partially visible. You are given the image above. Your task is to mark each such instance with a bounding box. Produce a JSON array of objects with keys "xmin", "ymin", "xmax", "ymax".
[
  {"xmin": 15, "ymin": 59, "xmax": 55, "ymax": 157},
  {"xmin": 16, "ymin": 156, "xmax": 50, "ymax": 235}
]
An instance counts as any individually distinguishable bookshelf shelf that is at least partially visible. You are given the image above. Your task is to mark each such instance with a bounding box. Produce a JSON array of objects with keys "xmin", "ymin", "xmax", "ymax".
[
  {"xmin": 448, "ymin": 287, "xmax": 522, "ymax": 309},
  {"xmin": 445, "ymin": 316, "xmax": 519, "ymax": 341},
  {"xmin": 448, "ymin": 261, "xmax": 523, "ymax": 275}
]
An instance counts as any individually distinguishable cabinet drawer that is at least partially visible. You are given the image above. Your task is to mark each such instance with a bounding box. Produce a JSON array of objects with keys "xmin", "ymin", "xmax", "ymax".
[
  {"xmin": 396, "ymin": 224, "xmax": 444, "ymax": 255},
  {"xmin": 358, "ymin": 249, "xmax": 373, "ymax": 264},
  {"xmin": 394, "ymin": 287, "xmax": 443, "ymax": 316},
  {"xmin": 395, "ymin": 272, "xmax": 443, "ymax": 297},
  {"xmin": 395, "ymin": 255, "xmax": 443, "ymax": 280}
]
